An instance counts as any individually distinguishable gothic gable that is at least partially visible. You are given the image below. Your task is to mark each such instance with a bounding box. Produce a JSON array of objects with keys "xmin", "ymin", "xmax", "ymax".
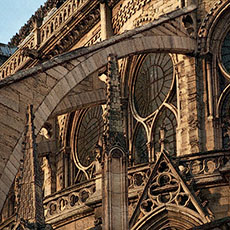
[{"xmin": 129, "ymin": 151, "xmax": 210, "ymax": 230}]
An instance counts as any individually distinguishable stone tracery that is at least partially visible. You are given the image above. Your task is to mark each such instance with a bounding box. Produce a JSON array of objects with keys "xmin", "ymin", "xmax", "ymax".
[
  {"xmin": 130, "ymin": 152, "xmax": 210, "ymax": 230},
  {"xmin": 2, "ymin": 0, "xmax": 230, "ymax": 229}
]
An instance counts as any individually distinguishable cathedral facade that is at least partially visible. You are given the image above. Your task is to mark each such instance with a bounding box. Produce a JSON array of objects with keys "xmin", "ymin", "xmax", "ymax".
[{"xmin": 0, "ymin": 0, "xmax": 230, "ymax": 229}]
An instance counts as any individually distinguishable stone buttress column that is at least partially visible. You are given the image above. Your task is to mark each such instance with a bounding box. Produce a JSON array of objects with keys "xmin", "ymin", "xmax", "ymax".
[
  {"xmin": 33, "ymin": 16, "xmax": 42, "ymax": 48},
  {"xmin": 180, "ymin": 0, "xmax": 197, "ymax": 7},
  {"xmin": 202, "ymin": 54, "xmax": 221, "ymax": 150},
  {"xmin": 100, "ymin": 0, "xmax": 113, "ymax": 40},
  {"xmin": 102, "ymin": 54, "xmax": 128, "ymax": 230},
  {"xmin": 14, "ymin": 105, "xmax": 52, "ymax": 229},
  {"xmin": 177, "ymin": 55, "xmax": 203, "ymax": 155},
  {"xmin": 38, "ymin": 120, "xmax": 57, "ymax": 197}
]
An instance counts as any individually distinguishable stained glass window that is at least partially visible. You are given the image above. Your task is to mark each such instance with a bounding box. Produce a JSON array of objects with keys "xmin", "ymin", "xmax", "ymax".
[
  {"xmin": 153, "ymin": 109, "xmax": 177, "ymax": 155},
  {"xmin": 221, "ymin": 31, "xmax": 230, "ymax": 74},
  {"xmin": 74, "ymin": 106, "xmax": 104, "ymax": 168},
  {"xmin": 134, "ymin": 124, "xmax": 148, "ymax": 164},
  {"xmin": 134, "ymin": 53, "xmax": 174, "ymax": 118},
  {"xmin": 221, "ymin": 93, "xmax": 230, "ymax": 149}
]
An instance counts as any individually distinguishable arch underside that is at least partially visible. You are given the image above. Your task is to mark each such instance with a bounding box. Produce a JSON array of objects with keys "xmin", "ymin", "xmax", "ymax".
[
  {"xmin": 132, "ymin": 205, "xmax": 205, "ymax": 230},
  {"xmin": 199, "ymin": 1, "xmax": 230, "ymax": 53},
  {"xmin": 0, "ymin": 6, "xmax": 196, "ymax": 210},
  {"xmin": 198, "ymin": 0, "xmax": 230, "ymax": 151}
]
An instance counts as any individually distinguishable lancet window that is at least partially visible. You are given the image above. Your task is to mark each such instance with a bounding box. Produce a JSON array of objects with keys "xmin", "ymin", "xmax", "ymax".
[
  {"xmin": 218, "ymin": 28, "xmax": 230, "ymax": 148},
  {"xmin": 63, "ymin": 52, "xmax": 178, "ymax": 186},
  {"xmin": 129, "ymin": 52, "xmax": 177, "ymax": 165},
  {"xmin": 62, "ymin": 105, "xmax": 104, "ymax": 186}
]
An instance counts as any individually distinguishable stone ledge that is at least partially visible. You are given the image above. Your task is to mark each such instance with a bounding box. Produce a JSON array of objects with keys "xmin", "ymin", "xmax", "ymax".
[{"xmin": 0, "ymin": 4, "xmax": 197, "ymax": 88}]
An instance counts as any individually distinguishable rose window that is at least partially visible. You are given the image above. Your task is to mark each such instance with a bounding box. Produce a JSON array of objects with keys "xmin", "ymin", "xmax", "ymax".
[{"xmin": 134, "ymin": 53, "xmax": 174, "ymax": 118}]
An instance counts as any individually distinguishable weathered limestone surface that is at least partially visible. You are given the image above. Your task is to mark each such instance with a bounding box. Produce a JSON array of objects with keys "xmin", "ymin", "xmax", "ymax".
[
  {"xmin": 202, "ymin": 186, "xmax": 230, "ymax": 220},
  {"xmin": 102, "ymin": 54, "xmax": 128, "ymax": 230},
  {"xmin": 55, "ymin": 215, "xmax": 95, "ymax": 230},
  {"xmin": 177, "ymin": 55, "xmax": 202, "ymax": 155},
  {"xmin": 0, "ymin": 6, "xmax": 196, "ymax": 211},
  {"xmin": 2, "ymin": 1, "xmax": 230, "ymax": 230}
]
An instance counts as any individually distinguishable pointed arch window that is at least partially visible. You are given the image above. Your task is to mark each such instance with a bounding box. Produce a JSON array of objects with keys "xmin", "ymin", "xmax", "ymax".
[
  {"xmin": 153, "ymin": 108, "xmax": 177, "ymax": 155},
  {"xmin": 133, "ymin": 123, "xmax": 148, "ymax": 165},
  {"xmin": 130, "ymin": 53, "xmax": 177, "ymax": 164},
  {"xmin": 221, "ymin": 92, "xmax": 230, "ymax": 149},
  {"xmin": 68, "ymin": 105, "xmax": 104, "ymax": 184},
  {"xmin": 221, "ymin": 31, "xmax": 230, "ymax": 75}
]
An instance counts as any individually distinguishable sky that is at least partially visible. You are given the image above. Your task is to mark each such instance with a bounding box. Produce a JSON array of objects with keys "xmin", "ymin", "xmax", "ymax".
[{"xmin": 0, "ymin": 0, "xmax": 47, "ymax": 44}]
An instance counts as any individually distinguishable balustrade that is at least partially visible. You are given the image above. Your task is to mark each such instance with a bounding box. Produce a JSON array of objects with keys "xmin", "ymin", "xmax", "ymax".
[
  {"xmin": 1, "ymin": 151, "xmax": 230, "ymax": 227},
  {"xmin": 178, "ymin": 150, "xmax": 230, "ymax": 183},
  {"xmin": 0, "ymin": 0, "xmax": 89, "ymax": 79},
  {"xmin": 43, "ymin": 179, "xmax": 96, "ymax": 220}
]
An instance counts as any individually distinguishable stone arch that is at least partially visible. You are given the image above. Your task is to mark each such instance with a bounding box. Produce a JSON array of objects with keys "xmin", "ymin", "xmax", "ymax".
[
  {"xmin": 217, "ymin": 84, "xmax": 230, "ymax": 118},
  {"xmin": 217, "ymin": 86, "xmax": 230, "ymax": 149},
  {"xmin": 51, "ymin": 72, "xmax": 106, "ymax": 116},
  {"xmin": 131, "ymin": 205, "xmax": 205, "ymax": 230},
  {"xmin": 198, "ymin": 0, "xmax": 230, "ymax": 54},
  {"xmin": 35, "ymin": 33, "xmax": 194, "ymax": 130},
  {"xmin": 0, "ymin": 12, "xmax": 196, "ymax": 209},
  {"xmin": 198, "ymin": 1, "xmax": 230, "ymax": 151}
]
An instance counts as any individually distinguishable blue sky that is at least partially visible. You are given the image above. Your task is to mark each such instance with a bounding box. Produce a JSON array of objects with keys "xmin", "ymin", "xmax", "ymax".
[{"xmin": 0, "ymin": 0, "xmax": 47, "ymax": 44}]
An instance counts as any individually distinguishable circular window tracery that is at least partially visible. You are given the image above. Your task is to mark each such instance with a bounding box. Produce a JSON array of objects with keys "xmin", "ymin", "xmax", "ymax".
[
  {"xmin": 221, "ymin": 31, "xmax": 230, "ymax": 75},
  {"xmin": 73, "ymin": 106, "xmax": 104, "ymax": 169},
  {"xmin": 133, "ymin": 53, "xmax": 174, "ymax": 118}
]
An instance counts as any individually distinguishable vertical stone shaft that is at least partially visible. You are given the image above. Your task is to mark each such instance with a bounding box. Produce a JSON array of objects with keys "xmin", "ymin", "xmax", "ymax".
[
  {"xmin": 102, "ymin": 54, "xmax": 128, "ymax": 230},
  {"xmin": 181, "ymin": 0, "xmax": 197, "ymax": 7},
  {"xmin": 100, "ymin": 0, "xmax": 113, "ymax": 40},
  {"xmin": 33, "ymin": 17, "xmax": 41, "ymax": 48},
  {"xmin": 18, "ymin": 105, "xmax": 45, "ymax": 226},
  {"xmin": 177, "ymin": 55, "xmax": 202, "ymax": 155}
]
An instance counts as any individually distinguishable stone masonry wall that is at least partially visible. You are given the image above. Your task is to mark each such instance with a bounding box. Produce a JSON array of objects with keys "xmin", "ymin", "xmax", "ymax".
[{"xmin": 177, "ymin": 55, "xmax": 203, "ymax": 155}]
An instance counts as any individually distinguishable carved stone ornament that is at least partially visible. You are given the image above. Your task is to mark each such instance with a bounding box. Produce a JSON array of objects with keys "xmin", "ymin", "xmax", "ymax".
[
  {"xmin": 178, "ymin": 152, "xmax": 230, "ymax": 181},
  {"xmin": 44, "ymin": 184, "xmax": 96, "ymax": 219},
  {"xmin": 103, "ymin": 54, "xmax": 126, "ymax": 152},
  {"xmin": 9, "ymin": 0, "xmax": 65, "ymax": 47},
  {"xmin": 129, "ymin": 151, "xmax": 211, "ymax": 229},
  {"xmin": 111, "ymin": 148, "xmax": 123, "ymax": 158},
  {"xmin": 13, "ymin": 219, "xmax": 53, "ymax": 230}
]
